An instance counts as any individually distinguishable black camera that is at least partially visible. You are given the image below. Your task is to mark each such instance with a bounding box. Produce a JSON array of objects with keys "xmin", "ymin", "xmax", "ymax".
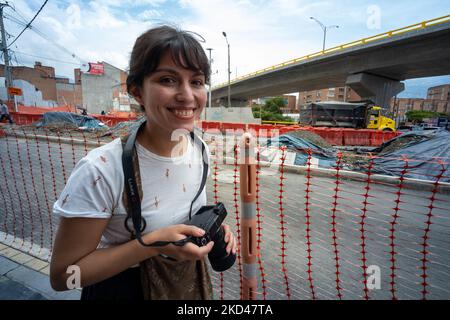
[{"xmin": 185, "ymin": 202, "xmax": 236, "ymax": 272}]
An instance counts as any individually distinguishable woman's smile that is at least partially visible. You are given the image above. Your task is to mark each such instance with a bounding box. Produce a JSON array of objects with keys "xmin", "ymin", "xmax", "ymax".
[{"xmin": 167, "ymin": 107, "xmax": 198, "ymax": 120}]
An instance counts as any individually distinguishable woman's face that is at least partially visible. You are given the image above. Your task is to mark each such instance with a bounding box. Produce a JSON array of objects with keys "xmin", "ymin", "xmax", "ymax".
[{"xmin": 136, "ymin": 50, "xmax": 207, "ymax": 134}]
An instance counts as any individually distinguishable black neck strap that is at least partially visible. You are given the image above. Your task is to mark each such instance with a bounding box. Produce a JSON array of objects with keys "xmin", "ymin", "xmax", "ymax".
[{"xmin": 122, "ymin": 120, "xmax": 208, "ymax": 247}]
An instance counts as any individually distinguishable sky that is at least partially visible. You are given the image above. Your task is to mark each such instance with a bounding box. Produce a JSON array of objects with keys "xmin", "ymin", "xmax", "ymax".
[{"xmin": 2, "ymin": 0, "xmax": 450, "ymax": 98}]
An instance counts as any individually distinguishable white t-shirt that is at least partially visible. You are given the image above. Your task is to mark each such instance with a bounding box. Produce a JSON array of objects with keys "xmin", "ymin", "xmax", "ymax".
[{"xmin": 53, "ymin": 135, "xmax": 210, "ymax": 249}]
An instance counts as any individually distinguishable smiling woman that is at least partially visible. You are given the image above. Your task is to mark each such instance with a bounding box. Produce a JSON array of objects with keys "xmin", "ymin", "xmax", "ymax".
[
  {"xmin": 49, "ymin": 25, "xmax": 236, "ymax": 300},
  {"xmin": 134, "ymin": 52, "xmax": 208, "ymax": 153}
]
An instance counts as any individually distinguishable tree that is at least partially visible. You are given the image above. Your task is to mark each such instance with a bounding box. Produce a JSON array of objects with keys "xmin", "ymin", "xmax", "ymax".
[
  {"xmin": 405, "ymin": 110, "xmax": 440, "ymax": 123},
  {"xmin": 251, "ymin": 97, "xmax": 294, "ymax": 122},
  {"xmin": 264, "ymin": 96, "xmax": 285, "ymax": 114}
]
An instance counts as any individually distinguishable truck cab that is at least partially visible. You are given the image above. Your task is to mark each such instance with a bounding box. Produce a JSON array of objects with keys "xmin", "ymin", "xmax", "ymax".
[{"xmin": 366, "ymin": 106, "xmax": 396, "ymax": 131}]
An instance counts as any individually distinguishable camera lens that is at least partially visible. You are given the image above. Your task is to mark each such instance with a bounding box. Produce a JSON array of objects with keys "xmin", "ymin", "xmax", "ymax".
[{"xmin": 208, "ymin": 226, "xmax": 236, "ymax": 272}]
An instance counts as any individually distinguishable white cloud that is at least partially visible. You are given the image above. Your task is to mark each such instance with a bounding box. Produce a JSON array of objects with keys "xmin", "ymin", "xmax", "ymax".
[
  {"xmin": 176, "ymin": 0, "xmax": 330, "ymax": 84},
  {"xmin": 88, "ymin": 0, "xmax": 168, "ymax": 7},
  {"xmin": 3, "ymin": 0, "xmax": 449, "ymax": 94},
  {"xmin": 138, "ymin": 9, "xmax": 163, "ymax": 20},
  {"xmin": 5, "ymin": 0, "xmax": 151, "ymax": 80}
]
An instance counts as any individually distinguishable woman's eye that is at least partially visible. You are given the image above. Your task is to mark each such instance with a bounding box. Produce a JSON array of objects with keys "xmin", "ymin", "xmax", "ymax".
[
  {"xmin": 160, "ymin": 77, "xmax": 176, "ymax": 84},
  {"xmin": 192, "ymin": 79, "xmax": 204, "ymax": 87}
]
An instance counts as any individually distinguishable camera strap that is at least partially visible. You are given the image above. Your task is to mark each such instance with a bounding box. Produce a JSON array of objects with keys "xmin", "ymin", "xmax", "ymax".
[{"xmin": 122, "ymin": 120, "xmax": 209, "ymax": 247}]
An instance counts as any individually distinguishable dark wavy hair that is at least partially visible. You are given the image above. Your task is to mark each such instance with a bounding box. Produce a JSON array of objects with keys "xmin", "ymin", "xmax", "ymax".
[{"xmin": 126, "ymin": 25, "xmax": 210, "ymax": 97}]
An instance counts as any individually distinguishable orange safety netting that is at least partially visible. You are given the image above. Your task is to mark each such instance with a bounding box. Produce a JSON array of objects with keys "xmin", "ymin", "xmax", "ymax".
[
  {"xmin": 0, "ymin": 127, "xmax": 449, "ymax": 300},
  {"xmin": 7, "ymin": 103, "xmax": 76, "ymax": 114}
]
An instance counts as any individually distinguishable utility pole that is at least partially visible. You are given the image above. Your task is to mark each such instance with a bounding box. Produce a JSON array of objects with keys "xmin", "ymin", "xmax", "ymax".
[
  {"xmin": 222, "ymin": 32, "xmax": 231, "ymax": 109},
  {"xmin": 0, "ymin": 2, "xmax": 13, "ymax": 103},
  {"xmin": 206, "ymin": 48, "xmax": 213, "ymax": 121}
]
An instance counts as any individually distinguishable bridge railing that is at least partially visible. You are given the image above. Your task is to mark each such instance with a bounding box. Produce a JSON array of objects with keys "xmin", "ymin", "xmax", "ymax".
[
  {"xmin": 0, "ymin": 126, "xmax": 449, "ymax": 300},
  {"xmin": 212, "ymin": 14, "xmax": 450, "ymax": 90}
]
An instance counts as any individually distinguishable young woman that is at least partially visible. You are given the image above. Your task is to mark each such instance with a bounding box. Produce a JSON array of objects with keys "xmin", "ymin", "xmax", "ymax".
[{"xmin": 50, "ymin": 25, "xmax": 236, "ymax": 300}]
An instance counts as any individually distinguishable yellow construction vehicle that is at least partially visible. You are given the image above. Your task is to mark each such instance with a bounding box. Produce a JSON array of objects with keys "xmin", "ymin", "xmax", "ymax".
[
  {"xmin": 366, "ymin": 105, "xmax": 396, "ymax": 131},
  {"xmin": 299, "ymin": 101, "xmax": 396, "ymax": 131}
]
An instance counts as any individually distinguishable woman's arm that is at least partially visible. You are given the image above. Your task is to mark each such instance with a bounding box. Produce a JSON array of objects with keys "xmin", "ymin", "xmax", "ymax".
[{"xmin": 50, "ymin": 217, "xmax": 214, "ymax": 291}]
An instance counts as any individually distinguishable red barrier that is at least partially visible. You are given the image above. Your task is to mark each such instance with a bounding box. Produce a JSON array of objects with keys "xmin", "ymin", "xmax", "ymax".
[
  {"xmin": 313, "ymin": 127, "xmax": 344, "ymax": 145},
  {"xmin": 9, "ymin": 112, "xmax": 43, "ymax": 125},
  {"xmin": 200, "ymin": 121, "xmax": 402, "ymax": 146},
  {"xmin": 342, "ymin": 129, "xmax": 372, "ymax": 146},
  {"xmin": 279, "ymin": 126, "xmax": 295, "ymax": 135},
  {"xmin": 371, "ymin": 130, "xmax": 400, "ymax": 146},
  {"xmin": 246, "ymin": 123, "xmax": 261, "ymax": 133},
  {"xmin": 204, "ymin": 121, "xmax": 222, "ymax": 131},
  {"xmin": 8, "ymin": 112, "xmax": 139, "ymax": 127},
  {"xmin": 222, "ymin": 122, "xmax": 246, "ymax": 132}
]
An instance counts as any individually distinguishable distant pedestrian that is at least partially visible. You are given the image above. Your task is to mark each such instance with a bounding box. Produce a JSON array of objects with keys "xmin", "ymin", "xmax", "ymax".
[
  {"xmin": 0, "ymin": 100, "xmax": 13, "ymax": 124},
  {"xmin": 101, "ymin": 110, "xmax": 106, "ymax": 115}
]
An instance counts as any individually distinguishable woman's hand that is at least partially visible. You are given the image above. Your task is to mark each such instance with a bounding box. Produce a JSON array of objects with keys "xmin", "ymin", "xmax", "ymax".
[
  {"xmin": 144, "ymin": 224, "xmax": 214, "ymax": 261},
  {"xmin": 222, "ymin": 224, "xmax": 237, "ymax": 255}
]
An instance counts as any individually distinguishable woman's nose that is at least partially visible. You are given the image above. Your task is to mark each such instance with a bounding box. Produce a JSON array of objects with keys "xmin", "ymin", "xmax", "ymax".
[{"xmin": 175, "ymin": 81, "xmax": 195, "ymax": 102}]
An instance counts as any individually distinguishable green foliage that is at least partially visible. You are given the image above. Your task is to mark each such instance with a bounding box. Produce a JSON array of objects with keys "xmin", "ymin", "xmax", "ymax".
[
  {"xmin": 264, "ymin": 96, "xmax": 286, "ymax": 114},
  {"xmin": 252, "ymin": 97, "xmax": 293, "ymax": 121},
  {"xmin": 405, "ymin": 110, "xmax": 441, "ymax": 122},
  {"xmin": 252, "ymin": 105, "xmax": 262, "ymax": 118}
]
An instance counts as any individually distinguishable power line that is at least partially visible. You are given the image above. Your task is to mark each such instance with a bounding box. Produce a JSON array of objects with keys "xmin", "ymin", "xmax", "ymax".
[
  {"xmin": 9, "ymin": 6, "xmax": 29, "ymax": 25},
  {"xmin": 8, "ymin": 0, "xmax": 48, "ymax": 48},
  {"xmin": 12, "ymin": 50, "xmax": 81, "ymax": 66},
  {"xmin": 4, "ymin": 12, "xmax": 27, "ymax": 26},
  {"xmin": 3, "ymin": 4, "xmax": 123, "ymax": 88},
  {"xmin": 5, "ymin": 10, "xmax": 85, "ymax": 65}
]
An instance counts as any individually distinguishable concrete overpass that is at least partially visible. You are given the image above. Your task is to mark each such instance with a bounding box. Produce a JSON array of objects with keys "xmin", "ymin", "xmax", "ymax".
[{"xmin": 211, "ymin": 15, "xmax": 450, "ymax": 108}]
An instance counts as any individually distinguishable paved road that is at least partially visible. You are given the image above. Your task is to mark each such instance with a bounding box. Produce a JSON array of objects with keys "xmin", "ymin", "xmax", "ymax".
[{"xmin": 0, "ymin": 135, "xmax": 449, "ymax": 300}]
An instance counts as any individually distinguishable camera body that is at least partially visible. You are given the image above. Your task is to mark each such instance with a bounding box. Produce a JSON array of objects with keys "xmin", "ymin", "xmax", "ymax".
[{"xmin": 185, "ymin": 202, "xmax": 236, "ymax": 272}]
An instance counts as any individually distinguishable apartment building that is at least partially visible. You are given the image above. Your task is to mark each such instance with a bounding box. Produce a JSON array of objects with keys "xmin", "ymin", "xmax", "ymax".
[{"xmin": 297, "ymin": 86, "xmax": 361, "ymax": 107}]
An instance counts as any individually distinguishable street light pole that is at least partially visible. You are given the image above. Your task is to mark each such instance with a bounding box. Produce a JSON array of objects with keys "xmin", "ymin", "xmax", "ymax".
[
  {"xmin": 310, "ymin": 17, "xmax": 339, "ymax": 51},
  {"xmin": 206, "ymin": 48, "xmax": 213, "ymax": 121},
  {"xmin": 0, "ymin": 3, "xmax": 14, "ymax": 104},
  {"xmin": 222, "ymin": 31, "xmax": 231, "ymax": 109}
]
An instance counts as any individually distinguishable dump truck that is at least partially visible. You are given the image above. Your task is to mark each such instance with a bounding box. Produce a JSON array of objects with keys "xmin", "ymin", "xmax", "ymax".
[{"xmin": 299, "ymin": 101, "xmax": 396, "ymax": 131}]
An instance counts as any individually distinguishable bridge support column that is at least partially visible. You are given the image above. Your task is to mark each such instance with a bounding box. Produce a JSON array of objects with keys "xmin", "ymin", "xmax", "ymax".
[{"xmin": 346, "ymin": 73, "xmax": 404, "ymax": 108}]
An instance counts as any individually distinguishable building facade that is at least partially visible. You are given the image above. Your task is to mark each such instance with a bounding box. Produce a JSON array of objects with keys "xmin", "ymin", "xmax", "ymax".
[
  {"xmin": 427, "ymin": 84, "xmax": 450, "ymax": 101},
  {"xmin": 390, "ymin": 97, "xmax": 450, "ymax": 123},
  {"xmin": 0, "ymin": 62, "xmax": 57, "ymax": 101},
  {"xmin": 0, "ymin": 62, "xmax": 83, "ymax": 109},
  {"xmin": 56, "ymin": 77, "xmax": 83, "ymax": 108},
  {"xmin": 81, "ymin": 62, "xmax": 129, "ymax": 114},
  {"xmin": 297, "ymin": 86, "xmax": 361, "ymax": 107}
]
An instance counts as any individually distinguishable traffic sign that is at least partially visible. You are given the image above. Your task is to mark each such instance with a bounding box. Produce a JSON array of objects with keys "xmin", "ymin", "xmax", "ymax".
[{"xmin": 8, "ymin": 87, "xmax": 23, "ymax": 96}]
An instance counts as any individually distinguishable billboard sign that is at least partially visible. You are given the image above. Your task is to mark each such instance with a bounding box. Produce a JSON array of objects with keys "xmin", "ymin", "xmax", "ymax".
[{"xmin": 87, "ymin": 62, "xmax": 104, "ymax": 75}]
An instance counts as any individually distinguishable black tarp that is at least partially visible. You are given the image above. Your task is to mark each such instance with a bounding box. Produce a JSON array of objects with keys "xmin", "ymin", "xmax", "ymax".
[
  {"xmin": 35, "ymin": 112, "xmax": 107, "ymax": 130},
  {"xmin": 266, "ymin": 131, "xmax": 337, "ymax": 167},
  {"xmin": 371, "ymin": 130, "xmax": 450, "ymax": 182}
]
